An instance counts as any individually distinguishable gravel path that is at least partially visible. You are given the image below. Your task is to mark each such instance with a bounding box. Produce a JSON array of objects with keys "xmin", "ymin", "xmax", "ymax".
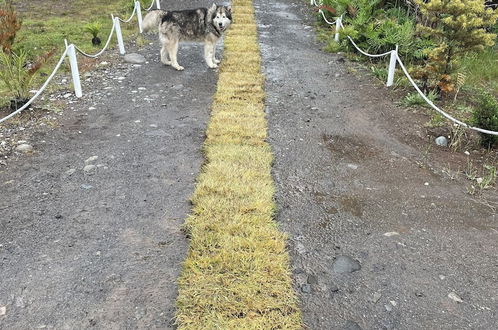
[
  {"xmin": 0, "ymin": 1, "xmax": 218, "ymax": 328},
  {"xmin": 256, "ymin": 0, "xmax": 498, "ymax": 329}
]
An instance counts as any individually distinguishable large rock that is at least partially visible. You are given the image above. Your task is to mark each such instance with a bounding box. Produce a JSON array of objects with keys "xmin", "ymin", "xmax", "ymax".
[
  {"xmin": 332, "ymin": 255, "xmax": 361, "ymax": 273},
  {"xmin": 124, "ymin": 53, "xmax": 146, "ymax": 64}
]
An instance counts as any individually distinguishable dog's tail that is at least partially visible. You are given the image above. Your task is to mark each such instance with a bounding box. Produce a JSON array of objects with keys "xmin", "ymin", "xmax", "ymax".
[{"xmin": 142, "ymin": 10, "xmax": 166, "ymax": 33}]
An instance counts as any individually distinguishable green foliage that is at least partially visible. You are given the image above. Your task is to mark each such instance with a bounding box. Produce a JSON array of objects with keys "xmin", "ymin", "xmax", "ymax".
[
  {"xmin": 472, "ymin": 90, "xmax": 498, "ymax": 147},
  {"xmin": 0, "ymin": 50, "xmax": 36, "ymax": 101},
  {"xmin": 415, "ymin": 0, "xmax": 498, "ymax": 93},
  {"xmin": 84, "ymin": 22, "xmax": 102, "ymax": 38},
  {"xmin": 402, "ymin": 90, "xmax": 438, "ymax": 107}
]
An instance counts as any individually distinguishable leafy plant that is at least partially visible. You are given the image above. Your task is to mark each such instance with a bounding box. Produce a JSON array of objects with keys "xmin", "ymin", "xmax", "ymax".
[
  {"xmin": 0, "ymin": 0, "xmax": 22, "ymax": 53},
  {"xmin": 85, "ymin": 22, "xmax": 102, "ymax": 46},
  {"xmin": 0, "ymin": 48, "xmax": 55, "ymax": 105},
  {"xmin": 402, "ymin": 90, "xmax": 438, "ymax": 107},
  {"xmin": 472, "ymin": 90, "xmax": 498, "ymax": 147}
]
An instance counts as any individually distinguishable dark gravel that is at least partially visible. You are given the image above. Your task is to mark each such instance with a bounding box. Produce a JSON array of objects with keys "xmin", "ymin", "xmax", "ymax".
[
  {"xmin": 0, "ymin": 1, "xmax": 219, "ymax": 328},
  {"xmin": 256, "ymin": 0, "xmax": 498, "ymax": 329}
]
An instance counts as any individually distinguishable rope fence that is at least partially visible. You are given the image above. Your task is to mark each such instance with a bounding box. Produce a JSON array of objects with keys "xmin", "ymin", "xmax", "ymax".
[
  {"xmin": 311, "ymin": 0, "xmax": 498, "ymax": 137},
  {"xmin": 0, "ymin": 0, "xmax": 158, "ymax": 124}
]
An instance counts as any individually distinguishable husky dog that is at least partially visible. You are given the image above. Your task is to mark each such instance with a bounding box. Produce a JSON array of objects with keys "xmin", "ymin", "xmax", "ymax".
[{"xmin": 142, "ymin": 4, "xmax": 232, "ymax": 71}]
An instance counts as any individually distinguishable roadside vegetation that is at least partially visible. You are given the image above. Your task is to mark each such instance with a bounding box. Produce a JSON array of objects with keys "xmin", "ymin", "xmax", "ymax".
[
  {"xmin": 175, "ymin": 0, "xmax": 302, "ymax": 328},
  {"xmin": 316, "ymin": 0, "xmax": 498, "ymax": 149},
  {"xmin": 0, "ymin": 0, "xmax": 138, "ymax": 112}
]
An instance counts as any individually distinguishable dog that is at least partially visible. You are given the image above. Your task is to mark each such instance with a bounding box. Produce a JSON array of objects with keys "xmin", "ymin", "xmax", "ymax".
[{"xmin": 142, "ymin": 4, "xmax": 232, "ymax": 71}]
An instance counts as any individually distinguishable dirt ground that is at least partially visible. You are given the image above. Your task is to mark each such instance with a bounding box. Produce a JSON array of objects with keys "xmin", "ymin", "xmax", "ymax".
[
  {"xmin": 256, "ymin": 0, "xmax": 497, "ymax": 329},
  {"xmin": 0, "ymin": 1, "xmax": 218, "ymax": 328}
]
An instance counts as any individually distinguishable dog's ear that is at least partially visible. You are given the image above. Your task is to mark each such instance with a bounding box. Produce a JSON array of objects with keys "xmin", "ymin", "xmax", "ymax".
[
  {"xmin": 226, "ymin": 5, "xmax": 232, "ymax": 13},
  {"xmin": 210, "ymin": 3, "xmax": 217, "ymax": 11}
]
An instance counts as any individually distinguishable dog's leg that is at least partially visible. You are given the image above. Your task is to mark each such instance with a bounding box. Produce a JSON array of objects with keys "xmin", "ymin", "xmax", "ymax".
[
  {"xmin": 159, "ymin": 34, "xmax": 171, "ymax": 65},
  {"xmin": 169, "ymin": 39, "xmax": 184, "ymax": 71},
  {"xmin": 204, "ymin": 41, "xmax": 218, "ymax": 69},
  {"xmin": 212, "ymin": 42, "xmax": 220, "ymax": 64}
]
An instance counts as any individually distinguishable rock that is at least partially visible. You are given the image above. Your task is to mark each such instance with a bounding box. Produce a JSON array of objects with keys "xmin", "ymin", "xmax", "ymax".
[
  {"xmin": 330, "ymin": 283, "xmax": 339, "ymax": 293},
  {"xmin": 343, "ymin": 320, "xmax": 362, "ymax": 330},
  {"xmin": 371, "ymin": 292, "xmax": 382, "ymax": 303},
  {"xmin": 448, "ymin": 292, "xmax": 463, "ymax": 303},
  {"xmin": 81, "ymin": 184, "xmax": 93, "ymax": 190},
  {"xmin": 385, "ymin": 304, "xmax": 393, "ymax": 312},
  {"xmin": 435, "ymin": 136, "xmax": 448, "ymax": 147},
  {"xmin": 0, "ymin": 305, "xmax": 6, "ymax": 316},
  {"xmin": 83, "ymin": 164, "xmax": 96, "ymax": 172},
  {"xmin": 83, "ymin": 72, "xmax": 92, "ymax": 78},
  {"xmin": 65, "ymin": 169, "xmax": 76, "ymax": 176},
  {"xmin": 383, "ymin": 232, "xmax": 399, "ymax": 237},
  {"xmin": 124, "ymin": 53, "xmax": 146, "ymax": 64},
  {"xmin": 16, "ymin": 144, "xmax": 33, "ymax": 153},
  {"xmin": 85, "ymin": 156, "xmax": 99, "ymax": 164},
  {"xmin": 15, "ymin": 296, "xmax": 25, "ymax": 308},
  {"xmin": 307, "ymin": 274, "xmax": 318, "ymax": 285},
  {"xmin": 301, "ymin": 284, "xmax": 312, "ymax": 294},
  {"xmin": 332, "ymin": 255, "xmax": 361, "ymax": 273}
]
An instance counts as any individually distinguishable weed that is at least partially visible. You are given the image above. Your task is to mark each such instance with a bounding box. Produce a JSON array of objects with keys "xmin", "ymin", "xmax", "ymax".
[
  {"xmin": 402, "ymin": 90, "xmax": 437, "ymax": 107},
  {"xmin": 472, "ymin": 90, "xmax": 498, "ymax": 148}
]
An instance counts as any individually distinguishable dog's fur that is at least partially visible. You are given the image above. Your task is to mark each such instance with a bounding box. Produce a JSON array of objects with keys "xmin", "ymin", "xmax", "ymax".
[{"xmin": 142, "ymin": 4, "xmax": 232, "ymax": 70}]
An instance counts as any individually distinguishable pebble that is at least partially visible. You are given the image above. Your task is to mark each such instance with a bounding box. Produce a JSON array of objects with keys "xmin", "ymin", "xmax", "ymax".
[
  {"xmin": 16, "ymin": 144, "xmax": 33, "ymax": 153},
  {"xmin": 88, "ymin": 107, "xmax": 96, "ymax": 111},
  {"xmin": 0, "ymin": 306, "xmax": 5, "ymax": 316},
  {"xmin": 301, "ymin": 283, "xmax": 312, "ymax": 294},
  {"xmin": 307, "ymin": 274, "xmax": 318, "ymax": 285},
  {"xmin": 435, "ymin": 136, "xmax": 448, "ymax": 147},
  {"xmin": 332, "ymin": 255, "xmax": 361, "ymax": 273},
  {"xmin": 124, "ymin": 53, "xmax": 146, "ymax": 64},
  {"xmin": 81, "ymin": 184, "xmax": 93, "ymax": 190},
  {"xmin": 347, "ymin": 164, "xmax": 358, "ymax": 170},
  {"xmin": 371, "ymin": 292, "xmax": 382, "ymax": 303},
  {"xmin": 85, "ymin": 156, "xmax": 99, "ymax": 164},
  {"xmin": 65, "ymin": 169, "xmax": 76, "ymax": 176},
  {"xmin": 83, "ymin": 164, "xmax": 96, "ymax": 172},
  {"xmin": 448, "ymin": 292, "xmax": 463, "ymax": 303},
  {"xmin": 330, "ymin": 283, "xmax": 339, "ymax": 293},
  {"xmin": 383, "ymin": 232, "xmax": 399, "ymax": 237},
  {"xmin": 117, "ymin": 77, "xmax": 126, "ymax": 81}
]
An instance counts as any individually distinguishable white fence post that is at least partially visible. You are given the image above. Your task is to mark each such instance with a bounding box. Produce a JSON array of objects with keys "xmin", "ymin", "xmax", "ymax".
[
  {"xmin": 387, "ymin": 45, "xmax": 398, "ymax": 87},
  {"xmin": 136, "ymin": 1, "xmax": 143, "ymax": 33},
  {"xmin": 65, "ymin": 41, "xmax": 82, "ymax": 98},
  {"xmin": 113, "ymin": 15, "xmax": 126, "ymax": 55},
  {"xmin": 334, "ymin": 16, "xmax": 342, "ymax": 42},
  {"xmin": 156, "ymin": 0, "xmax": 161, "ymax": 9}
]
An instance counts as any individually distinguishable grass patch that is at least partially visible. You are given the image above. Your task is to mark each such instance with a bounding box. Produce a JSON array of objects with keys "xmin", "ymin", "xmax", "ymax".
[
  {"xmin": 175, "ymin": 0, "xmax": 302, "ymax": 328},
  {"xmin": 1, "ymin": 0, "xmax": 139, "ymax": 104}
]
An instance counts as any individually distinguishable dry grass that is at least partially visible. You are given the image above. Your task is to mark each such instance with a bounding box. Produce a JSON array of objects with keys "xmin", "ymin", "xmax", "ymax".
[{"xmin": 175, "ymin": 0, "xmax": 302, "ymax": 328}]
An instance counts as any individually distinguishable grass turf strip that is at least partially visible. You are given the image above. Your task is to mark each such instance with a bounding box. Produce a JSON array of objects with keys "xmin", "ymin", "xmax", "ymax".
[{"xmin": 175, "ymin": 0, "xmax": 302, "ymax": 328}]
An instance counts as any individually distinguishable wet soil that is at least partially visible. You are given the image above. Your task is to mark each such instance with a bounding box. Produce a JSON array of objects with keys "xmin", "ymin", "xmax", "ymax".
[
  {"xmin": 0, "ymin": 1, "xmax": 219, "ymax": 328},
  {"xmin": 256, "ymin": 0, "xmax": 498, "ymax": 329}
]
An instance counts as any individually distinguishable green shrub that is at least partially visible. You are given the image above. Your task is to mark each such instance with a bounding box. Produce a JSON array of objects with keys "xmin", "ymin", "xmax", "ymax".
[{"xmin": 472, "ymin": 90, "xmax": 498, "ymax": 147}]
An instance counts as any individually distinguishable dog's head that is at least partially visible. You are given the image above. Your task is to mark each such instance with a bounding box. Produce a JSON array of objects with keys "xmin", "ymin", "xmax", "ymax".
[{"xmin": 209, "ymin": 4, "xmax": 232, "ymax": 32}]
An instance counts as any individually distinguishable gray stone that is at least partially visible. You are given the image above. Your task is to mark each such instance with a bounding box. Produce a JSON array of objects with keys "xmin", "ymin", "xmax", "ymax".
[
  {"xmin": 332, "ymin": 255, "xmax": 361, "ymax": 273},
  {"xmin": 65, "ymin": 169, "xmax": 76, "ymax": 176},
  {"xmin": 435, "ymin": 136, "xmax": 448, "ymax": 147},
  {"xmin": 83, "ymin": 164, "xmax": 96, "ymax": 172},
  {"xmin": 301, "ymin": 283, "xmax": 312, "ymax": 294},
  {"xmin": 330, "ymin": 283, "xmax": 339, "ymax": 293},
  {"xmin": 85, "ymin": 156, "xmax": 98, "ymax": 164},
  {"xmin": 81, "ymin": 184, "xmax": 93, "ymax": 190},
  {"xmin": 16, "ymin": 144, "xmax": 33, "ymax": 153},
  {"xmin": 0, "ymin": 305, "xmax": 6, "ymax": 316},
  {"xmin": 307, "ymin": 274, "xmax": 318, "ymax": 285},
  {"xmin": 371, "ymin": 292, "xmax": 382, "ymax": 303},
  {"xmin": 124, "ymin": 53, "xmax": 146, "ymax": 64},
  {"xmin": 448, "ymin": 292, "xmax": 463, "ymax": 303}
]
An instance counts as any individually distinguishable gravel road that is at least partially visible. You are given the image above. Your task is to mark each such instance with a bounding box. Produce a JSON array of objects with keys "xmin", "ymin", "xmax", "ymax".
[{"xmin": 256, "ymin": 0, "xmax": 498, "ymax": 329}]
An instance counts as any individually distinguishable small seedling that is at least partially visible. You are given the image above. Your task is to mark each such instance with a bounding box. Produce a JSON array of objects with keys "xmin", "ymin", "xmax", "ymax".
[{"xmin": 85, "ymin": 22, "xmax": 102, "ymax": 46}]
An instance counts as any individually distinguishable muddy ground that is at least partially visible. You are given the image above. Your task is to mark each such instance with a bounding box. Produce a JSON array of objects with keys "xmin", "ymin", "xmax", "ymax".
[
  {"xmin": 0, "ymin": 1, "xmax": 217, "ymax": 328},
  {"xmin": 256, "ymin": 0, "xmax": 497, "ymax": 329}
]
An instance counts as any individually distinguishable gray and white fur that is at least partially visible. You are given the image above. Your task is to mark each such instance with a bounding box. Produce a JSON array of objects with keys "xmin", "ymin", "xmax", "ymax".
[{"xmin": 142, "ymin": 4, "xmax": 232, "ymax": 70}]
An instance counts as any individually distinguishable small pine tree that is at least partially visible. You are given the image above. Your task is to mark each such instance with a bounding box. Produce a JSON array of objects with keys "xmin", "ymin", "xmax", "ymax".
[
  {"xmin": 0, "ymin": 0, "xmax": 22, "ymax": 53},
  {"xmin": 415, "ymin": 0, "xmax": 498, "ymax": 94}
]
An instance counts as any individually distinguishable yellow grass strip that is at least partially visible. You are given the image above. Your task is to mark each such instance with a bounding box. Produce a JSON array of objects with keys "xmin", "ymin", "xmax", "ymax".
[{"xmin": 175, "ymin": 0, "xmax": 302, "ymax": 328}]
